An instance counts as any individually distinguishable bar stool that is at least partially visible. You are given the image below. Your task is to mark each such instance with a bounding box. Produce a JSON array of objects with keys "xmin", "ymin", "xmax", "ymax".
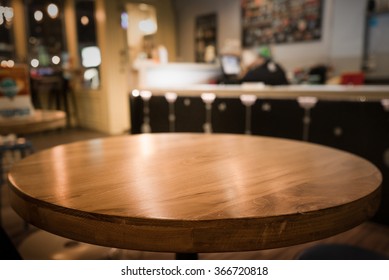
[
  {"xmin": 201, "ymin": 92, "xmax": 216, "ymax": 133},
  {"xmin": 31, "ymin": 73, "xmax": 77, "ymax": 127},
  {"xmin": 140, "ymin": 90, "xmax": 152, "ymax": 133}
]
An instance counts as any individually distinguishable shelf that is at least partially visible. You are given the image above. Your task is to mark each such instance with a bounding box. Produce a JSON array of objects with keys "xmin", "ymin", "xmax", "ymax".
[{"xmin": 195, "ymin": 13, "xmax": 217, "ymax": 63}]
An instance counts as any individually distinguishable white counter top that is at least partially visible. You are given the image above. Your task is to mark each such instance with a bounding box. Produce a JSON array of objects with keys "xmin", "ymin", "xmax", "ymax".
[{"xmin": 136, "ymin": 84, "xmax": 389, "ymax": 101}]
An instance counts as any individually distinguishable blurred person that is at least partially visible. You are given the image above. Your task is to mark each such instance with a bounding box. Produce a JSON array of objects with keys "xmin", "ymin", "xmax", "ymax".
[{"xmin": 239, "ymin": 46, "xmax": 289, "ymax": 85}]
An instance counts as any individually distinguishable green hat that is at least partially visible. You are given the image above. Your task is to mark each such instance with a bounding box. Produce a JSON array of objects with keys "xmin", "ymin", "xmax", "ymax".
[{"xmin": 258, "ymin": 46, "xmax": 271, "ymax": 59}]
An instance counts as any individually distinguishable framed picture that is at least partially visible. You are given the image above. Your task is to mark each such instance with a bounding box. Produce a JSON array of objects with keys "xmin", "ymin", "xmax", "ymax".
[{"xmin": 241, "ymin": 0, "xmax": 323, "ymax": 47}]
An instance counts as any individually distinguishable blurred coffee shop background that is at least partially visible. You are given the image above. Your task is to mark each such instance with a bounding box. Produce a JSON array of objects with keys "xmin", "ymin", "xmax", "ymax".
[
  {"xmin": 0, "ymin": 0, "xmax": 387, "ymax": 129},
  {"xmin": 0, "ymin": 0, "xmax": 388, "ymax": 134},
  {"xmin": 1, "ymin": 0, "xmax": 389, "ymax": 259}
]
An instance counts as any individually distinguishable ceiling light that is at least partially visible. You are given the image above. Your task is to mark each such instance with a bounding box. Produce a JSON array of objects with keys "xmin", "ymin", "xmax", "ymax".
[
  {"xmin": 52, "ymin": 56, "xmax": 61, "ymax": 65},
  {"xmin": 31, "ymin": 59, "xmax": 39, "ymax": 68},
  {"xmin": 47, "ymin": 3, "xmax": 59, "ymax": 19},
  {"xmin": 138, "ymin": 19, "xmax": 157, "ymax": 35},
  {"xmin": 34, "ymin": 10, "xmax": 43, "ymax": 22}
]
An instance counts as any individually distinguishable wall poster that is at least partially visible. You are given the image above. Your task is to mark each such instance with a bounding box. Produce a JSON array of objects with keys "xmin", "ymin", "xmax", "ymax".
[{"xmin": 241, "ymin": 0, "xmax": 323, "ymax": 47}]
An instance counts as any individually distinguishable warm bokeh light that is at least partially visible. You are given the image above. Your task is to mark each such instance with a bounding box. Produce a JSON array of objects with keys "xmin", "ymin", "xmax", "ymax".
[
  {"xmin": 138, "ymin": 19, "xmax": 157, "ymax": 35},
  {"xmin": 297, "ymin": 96, "xmax": 318, "ymax": 109},
  {"xmin": 31, "ymin": 59, "xmax": 40, "ymax": 68},
  {"xmin": 52, "ymin": 55, "xmax": 61, "ymax": 65},
  {"xmin": 165, "ymin": 92, "xmax": 177, "ymax": 103},
  {"xmin": 4, "ymin": 7, "xmax": 14, "ymax": 21},
  {"xmin": 240, "ymin": 94, "xmax": 257, "ymax": 106},
  {"xmin": 81, "ymin": 46, "xmax": 101, "ymax": 68},
  {"xmin": 201, "ymin": 92, "xmax": 216, "ymax": 104},
  {"xmin": 80, "ymin": 16, "xmax": 89, "ymax": 26},
  {"xmin": 29, "ymin": 37, "xmax": 37, "ymax": 45},
  {"xmin": 34, "ymin": 10, "xmax": 43, "ymax": 22},
  {"xmin": 47, "ymin": 3, "xmax": 59, "ymax": 19},
  {"xmin": 83, "ymin": 68, "xmax": 100, "ymax": 89},
  {"xmin": 6, "ymin": 60, "xmax": 15, "ymax": 68},
  {"xmin": 140, "ymin": 90, "xmax": 152, "ymax": 101},
  {"xmin": 132, "ymin": 89, "xmax": 140, "ymax": 97},
  {"xmin": 0, "ymin": 60, "xmax": 8, "ymax": 67}
]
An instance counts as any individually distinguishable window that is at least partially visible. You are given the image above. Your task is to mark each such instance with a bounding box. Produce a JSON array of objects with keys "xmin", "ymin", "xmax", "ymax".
[
  {"xmin": 0, "ymin": 0, "xmax": 15, "ymax": 65},
  {"xmin": 26, "ymin": 0, "xmax": 65, "ymax": 75},
  {"xmin": 75, "ymin": 0, "xmax": 100, "ymax": 89}
]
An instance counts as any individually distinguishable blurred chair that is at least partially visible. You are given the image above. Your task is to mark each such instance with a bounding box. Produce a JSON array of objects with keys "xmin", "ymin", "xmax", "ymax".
[
  {"xmin": 297, "ymin": 97, "xmax": 318, "ymax": 142},
  {"xmin": 0, "ymin": 137, "xmax": 34, "ymax": 186},
  {"xmin": 0, "ymin": 226, "xmax": 22, "ymax": 260},
  {"xmin": 31, "ymin": 72, "xmax": 77, "ymax": 127},
  {"xmin": 297, "ymin": 244, "xmax": 388, "ymax": 260}
]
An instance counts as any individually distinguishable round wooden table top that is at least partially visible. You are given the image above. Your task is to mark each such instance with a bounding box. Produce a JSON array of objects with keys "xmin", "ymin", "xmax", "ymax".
[
  {"xmin": 0, "ymin": 109, "xmax": 66, "ymax": 135},
  {"xmin": 8, "ymin": 133, "xmax": 382, "ymax": 253}
]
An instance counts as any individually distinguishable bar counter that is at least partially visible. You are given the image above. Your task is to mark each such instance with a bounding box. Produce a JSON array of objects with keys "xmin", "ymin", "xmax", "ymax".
[
  {"xmin": 139, "ymin": 84, "xmax": 389, "ymax": 101},
  {"xmin": 130, "ymin": 84, "xmax": 389, "ymax": 225}
]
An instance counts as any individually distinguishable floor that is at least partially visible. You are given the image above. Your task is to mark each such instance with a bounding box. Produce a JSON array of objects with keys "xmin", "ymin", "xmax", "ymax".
[{"xmin": 1, "ymin": 128, "xmax": 389, "ymax": 260}]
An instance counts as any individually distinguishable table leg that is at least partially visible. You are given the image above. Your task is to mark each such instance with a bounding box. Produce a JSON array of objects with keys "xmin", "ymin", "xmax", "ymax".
[{"xmin": 175, "ymin": 253, "xmax": 198, "ymax": 260}]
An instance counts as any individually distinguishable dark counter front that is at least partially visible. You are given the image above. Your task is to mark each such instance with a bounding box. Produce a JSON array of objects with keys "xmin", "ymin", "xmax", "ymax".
[{"xmin": 129, "ymin": 92, "xmax": 389, "ymax": 225}]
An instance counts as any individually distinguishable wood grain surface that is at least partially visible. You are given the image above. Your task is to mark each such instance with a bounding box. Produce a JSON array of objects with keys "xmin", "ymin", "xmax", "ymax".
[
  {"xmin": 7, "ymin": 133, "xmax": 382, "ymax": 253},
  {"xmin": 0, "ymin": 110, "xmax": 66, "ymax": 135}
]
